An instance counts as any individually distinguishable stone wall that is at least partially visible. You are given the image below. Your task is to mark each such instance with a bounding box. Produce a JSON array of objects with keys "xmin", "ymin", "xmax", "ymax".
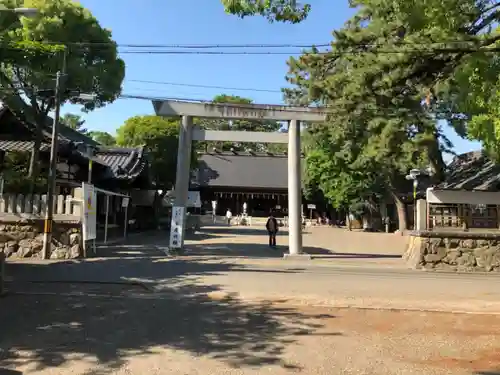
[
  {"xmin": 0, "ymin": 220, "xmax": 82, "ymax": 260},
  {"xmin": 404, "ymin": 231, "xmax": 500, "ymax": 272}
]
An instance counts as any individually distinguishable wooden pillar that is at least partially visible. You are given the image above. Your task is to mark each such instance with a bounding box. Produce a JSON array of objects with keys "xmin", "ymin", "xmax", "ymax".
[{"xmin": 0, "ymin": 151, "xmax": 5, "ymax": 173}]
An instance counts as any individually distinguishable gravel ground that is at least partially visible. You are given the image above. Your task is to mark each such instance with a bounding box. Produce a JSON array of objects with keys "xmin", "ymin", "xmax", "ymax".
[{"xmin": 0, "ymin": 291, "xmax": 499, "ymax": 375}]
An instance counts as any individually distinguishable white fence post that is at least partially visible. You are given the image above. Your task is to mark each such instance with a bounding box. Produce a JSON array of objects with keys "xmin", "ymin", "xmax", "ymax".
[{"xmin": 0, "ymin": 192, "xmax": 81, "ymax": 220}]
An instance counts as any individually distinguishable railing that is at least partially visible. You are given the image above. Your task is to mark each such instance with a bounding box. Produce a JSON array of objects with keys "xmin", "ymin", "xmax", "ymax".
[
  {"xmin": 428, "ymin": 203, "xmax": 499, "ymax": 230},
  {"xmin": 0, "ymin": 193, "xmax": 81, "ymax": 221}
]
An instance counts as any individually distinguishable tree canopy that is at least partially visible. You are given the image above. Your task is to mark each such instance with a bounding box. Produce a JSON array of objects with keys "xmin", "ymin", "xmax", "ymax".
[
  {"xmin": 282, "ymin": 0, "xmax": 500, "ymax": 229},
  {"xmin": 116, "ymin": 115, "xmax": 184, "ymax": 192},
  {"xmin": 220, "ymin": 0, "xmax": 311, "ymax": 23},
  {"xmin": 88, "ymin": 131, "xmax": 116, "ymax": 146},
  {"xmin": 61, "ymin": 113, "xmax": 86, "ymax": 133},
  {"xmin": 0, "ymin": 0, "xmax": 125, "ymax": 182},
  {"xmin": 197, "ymin": 94, "xmax": 285, "ymax": 153}
]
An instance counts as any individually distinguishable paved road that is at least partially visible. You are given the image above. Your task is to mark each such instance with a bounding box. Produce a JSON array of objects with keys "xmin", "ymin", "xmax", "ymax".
[{"xmin": 5, "ymin": 226, "xmax": 500, "ymax": 313}]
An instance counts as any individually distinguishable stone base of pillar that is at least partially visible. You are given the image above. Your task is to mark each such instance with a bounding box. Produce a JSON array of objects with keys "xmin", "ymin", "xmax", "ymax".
[{"xmin": 283, "ymin": 253, "xmax": 312, "ymax": 260}]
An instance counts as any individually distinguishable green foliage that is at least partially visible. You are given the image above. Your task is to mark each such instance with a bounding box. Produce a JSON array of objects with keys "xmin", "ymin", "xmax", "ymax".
[
  {"xmin": 436, "ymin": 39, "xmax": 500, "ymax": 159},
  {"xmin": 61, "ymin": 113, "xmax": 86, "ymax": 133},
  {"xmin": 0, "ymin": 1, "xmax": 64, "ymax": 69},
  {"xmin": 220, "ymin": 0, "xmax": 310, "ymax": 23},
  {"xmin": 0, "ymin": 0, "xmax": 125, "ymax": 181},
  {"xmin": 2, "ymin": 0, "xmax": 125, "ymax": 111},
  {"xmin": 197, "ymin": 94, "xmax": 285, "ymax": 153},
  {"xmin": 88, "ymin": 131, "xmax": 115, "ymax": 146},
  {"xmin": 116, "ymin": 115, "xmax": 184, "ymax": 191},
  {"xmin": 286, "ymin": 0, "xmax": 500, "ymax": 221},
  {"xmin": 2, "ymin": 152, "xmax": 46, "ymax": 193}
]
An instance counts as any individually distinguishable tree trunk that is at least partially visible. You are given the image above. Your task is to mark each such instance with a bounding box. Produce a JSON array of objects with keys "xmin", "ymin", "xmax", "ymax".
[
  {"xmin": 428, "ymin": 134, "xmax": 446, "ymax": 183},
  {"xmin": 390, "ymin": 191, "xmax": 407, "ymax": 232}
]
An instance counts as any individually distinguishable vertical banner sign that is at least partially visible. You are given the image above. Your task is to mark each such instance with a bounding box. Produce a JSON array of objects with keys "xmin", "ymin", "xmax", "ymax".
[
  {"xmin": 82, "ymin": 183, "xmax": 97, "ymax": 241},
  {"xmin": 122, "ymin": 197, "xmax": 130, "ymax": 208},
  {"xmin": 169, "ymin": 206, "xmax": 185, "ymax": 249}
]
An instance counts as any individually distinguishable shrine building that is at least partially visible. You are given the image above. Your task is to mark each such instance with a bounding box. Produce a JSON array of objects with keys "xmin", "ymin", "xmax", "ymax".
[{"xmin": 192, "ymin": 150, "xmax": 303, "ymax": 217}]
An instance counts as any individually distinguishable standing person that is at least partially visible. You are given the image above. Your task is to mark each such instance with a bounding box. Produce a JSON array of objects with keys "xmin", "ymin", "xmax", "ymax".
[
  {"xmin": 266, "ymin": 210, "xmax": 279, "ymax": 248},
  {"xmin": 225, "ymin": 209, "xmax": 233, "ymax": 226}
]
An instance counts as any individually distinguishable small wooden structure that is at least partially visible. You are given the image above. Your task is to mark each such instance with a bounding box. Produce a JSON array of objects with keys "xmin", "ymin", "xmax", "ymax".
[
  {"xmin": 0, "ymin": 101, "xmax": 157, "ymax": 239},
  {"xmin": 426, "ymin": 151, "xmax": 500, "ymax": 231}
]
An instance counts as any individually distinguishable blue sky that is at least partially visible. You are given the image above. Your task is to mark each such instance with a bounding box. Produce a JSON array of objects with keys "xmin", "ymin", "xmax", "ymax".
[{"xmin": 63, "ymin": 0, "xmax": 481, "ymax": 156}]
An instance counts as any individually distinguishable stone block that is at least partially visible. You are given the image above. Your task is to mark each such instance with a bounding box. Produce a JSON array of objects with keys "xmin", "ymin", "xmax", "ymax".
[
  {"xmin": 444, "ymin": 238, "xmax": 460, "ymax": 249},
  {"xmin": 50, "ymin": 247, "xmax": 68, "ymax": 260},
  {"xmin": 424, "ymin": 254, "xmax": 444, "ymax": 263},
  {"xmin": 69, "ymin": 233, "xmax": 81, "ymax": 246},
  {"xmin": 69, "ymin": 244, "xmax": 81, "ymax": 259},
  {"xmin": 407, "ymin": 232, "xmax": 500, "ymax": 272},
  {"xmin": 443, "ymin": 250, "xmax": 461, "ymax": 265},
  {"xmin": 460, "ymin": 239, "xmax": 477, "ymax": 249}
]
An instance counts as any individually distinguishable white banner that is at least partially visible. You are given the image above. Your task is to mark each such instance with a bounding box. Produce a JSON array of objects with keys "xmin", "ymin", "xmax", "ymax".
[
  {"xmin": 187, "ymin": 191, "xmax": 201, "ymax": 208},
  {"xmin": 169, "ymin": 206, "xmax": 185, "ymax": 249},
  {"xmin": 82, "ymin": 183, "xmax": 97, "ymax": 241}
]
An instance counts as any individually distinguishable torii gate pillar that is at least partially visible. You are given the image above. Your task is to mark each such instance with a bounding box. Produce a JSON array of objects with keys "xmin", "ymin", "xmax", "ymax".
[
  {"xmin": 287, "ymin": 119, "xmax": 303, "ymax": 257},
  {"xmin": 173, "ymin": 115, "xmax": 193, "ymax": 210},
  {"xmin": 153, "ymin": 99, "xmax": 326, "ymax": 257}
]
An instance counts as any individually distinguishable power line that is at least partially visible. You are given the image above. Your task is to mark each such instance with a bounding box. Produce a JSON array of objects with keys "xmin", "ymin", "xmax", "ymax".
[
  {"xmin": 127, "ymin": 79, "xmax": 283, "ymax": 93},
  {"xmin": 117, "ymin": 93, "xmax": 436, "ymax": 118},
  {"xmin": 117, "ymin": 42, "xmax": 331, "ymax": 49},
  {"xmin": 0, "ymin": 39, "xmax": 491, "ymax": 48},
  {"xmin": 1, "ymin": 39, "xmax": 496, "ymax": 51},
  {"xmin": 119, "ymin": 50, "xmax": 311, "ymax": 55},
  {"xmin": 0, "ymin": 39, "xmax": 331, "ymax": 49},
  {"xmin": 118, "ymin": 93, "xmax": 330, "ymax": 114},
  {"xmin": 0, "ymin": 88, "xmax": 449, "ymax": 118},
  {"xmin": 117, "ymin": 46, "xmax": 500, "ymax": 55}
]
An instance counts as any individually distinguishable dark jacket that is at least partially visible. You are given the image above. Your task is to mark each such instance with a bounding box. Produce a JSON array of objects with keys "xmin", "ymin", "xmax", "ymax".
[{"xmin": 266, "ymin": 216, "xmax": 278, "ymax": 233}]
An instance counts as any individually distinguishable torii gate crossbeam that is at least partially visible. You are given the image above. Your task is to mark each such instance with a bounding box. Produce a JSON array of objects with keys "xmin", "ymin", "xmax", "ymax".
[{"xmin": 152, "ymin": 99, "xmax": 327, "ymax": 258}]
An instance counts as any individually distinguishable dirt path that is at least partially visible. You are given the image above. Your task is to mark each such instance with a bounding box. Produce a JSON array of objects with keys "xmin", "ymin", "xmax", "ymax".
[
  {"xmin": 0, "ymin": 291, "xmax": 498, "ymax": 375},
  {"xmin": 185, "ymin": 225, "xmax": 409, "ymax": 269},
  {"xmin": 3, "ymin": 228, "xmax": 499, "ymax": 374}
]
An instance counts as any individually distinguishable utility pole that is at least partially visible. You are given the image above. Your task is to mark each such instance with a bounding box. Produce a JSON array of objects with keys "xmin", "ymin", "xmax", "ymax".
[{"xmin": 41, "ymin": 70, "xmax": 63, "ymax": 259}]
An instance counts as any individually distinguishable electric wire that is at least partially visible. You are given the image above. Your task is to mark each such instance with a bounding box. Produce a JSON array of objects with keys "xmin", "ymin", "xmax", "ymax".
[{"xmin": 126, "ymin": 79, "xmax": 283, "ymax": 93}]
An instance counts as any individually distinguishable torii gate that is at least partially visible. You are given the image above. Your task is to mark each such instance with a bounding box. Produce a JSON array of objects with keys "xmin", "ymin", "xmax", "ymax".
[{"xmin": 152, "ymin": 99, "xmax": 327, "ymax": 258}]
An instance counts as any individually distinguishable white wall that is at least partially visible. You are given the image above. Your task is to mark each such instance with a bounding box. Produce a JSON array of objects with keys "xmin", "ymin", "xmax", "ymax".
[{"xmin": 427, "ymin": 188, "xmax": 500, "ymax": 205}]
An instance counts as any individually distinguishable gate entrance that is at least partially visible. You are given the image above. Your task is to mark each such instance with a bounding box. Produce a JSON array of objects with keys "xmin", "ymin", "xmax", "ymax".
[{"xmin": 152, "ymin": 99, "xmax": 326, "ymax": 257}]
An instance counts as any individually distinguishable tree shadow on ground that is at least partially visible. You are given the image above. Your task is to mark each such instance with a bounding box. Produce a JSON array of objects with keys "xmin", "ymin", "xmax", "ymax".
[
  {"xmin": 0, "ymin": 369, "xmax": 22, "ymax": 375},
  {"xmin": 197, "ymin": 227, "xmax": 290, "ymax": 237},
  {"xmin": 2, "ymin": 256, "xmax": 339, "ymax": 374},
  {"xmin": 186, "ymin": 242, "xmax": 287, "ymax": 258},
  {"xmin": 185, "ymin": 242, "xmax": 402, "ymax": 260}
]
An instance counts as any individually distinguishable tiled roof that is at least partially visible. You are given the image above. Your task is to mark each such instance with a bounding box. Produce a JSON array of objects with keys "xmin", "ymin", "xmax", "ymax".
[
  {"xmin": 195, "ymin": 152, "xmax": 288, "ymax": 189},
  {"xmin": 95, "ymin": 146, "xmax": 149, "ymax": 180},
  {"xmin": 0, "ymin": 99, "xmax": 98, "ymax": 147},
  {"xmin": 0, "ymin": 102, "xmax": 150, "ymax": 183},
  {"xmin": 436, "ymin": 150, "xmax": 500, "ymax": 191},
  {"xmin": 0, "ymin": 140, "xmax": 51, "ymax": 152}
]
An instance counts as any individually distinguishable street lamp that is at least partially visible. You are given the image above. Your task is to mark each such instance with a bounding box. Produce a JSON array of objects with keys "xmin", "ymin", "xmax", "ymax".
[
  {"xmin": 405, "ymin": 169, "xmax": 421, "ymax": 230},
  {"xmin": 0, "ymin": 5, "xmax": 39, "ymax": 17},
  {"xmin": 12, "ymin": 8, "xmax": 39, "ymax": 17}
]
